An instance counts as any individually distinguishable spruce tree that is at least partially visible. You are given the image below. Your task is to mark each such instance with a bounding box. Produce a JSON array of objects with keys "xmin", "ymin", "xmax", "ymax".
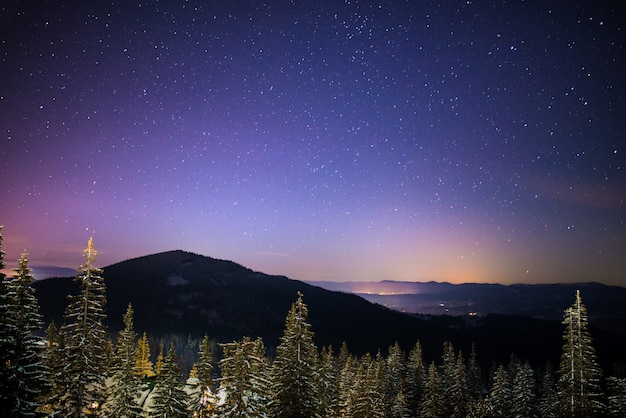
[
  {"xmin": 511, "ymin": 361, "xmax": 535, "ymax": 418},
  {"xmin": 466, "ymin": 343, "xmax": 484, "ymax": 400},
  {"xmin": 338, "ymin": 355, "xmax": 357, "ymax": 416},
  {"xmin": 55, "ymin": 237, "xmax": 109, "ymax": 416},
  {"xmin": 154, "ymin": 349, "xmax": 165, "ymax": 376},
  {"xmin": 268, "ymin": 292, "xmax": 321, "ymax": 418},
  {"xmin": 420, "ymin": 361, "xmax": 441, "ymax": 418},
  {"xmin": 42, "ymin": 321, "xmax": 65, "ymax": 414},
  {"xmin": 218, "ymin": 336, "xmax": 269, "ymax": 417},
  {"xmin": 450, "ymin": 351, "xmax": 469, "ymax": 418},
  {"xmin": 557, "ymin": 290, "xmax": 604, "ymax": 417},
  {"xmin": 607, "ymin": 376, "xmax": 626, "ymax": 417},
  {"xmin": 486, "ymin": 364, "xmax": 512, "ymax": 418},
  {"xmin": 149, "ymin": 342, "xmax": 189, "ymax": 417},
  {"xmin": 350, "ymin": 353, "xmax": 385, "ymax": 418},
  {"xmin": 192, "ymin": 334, "xmax": 217, "ymax": 417},
  {"xmin": 318, "ymin": 345, "xmax": 339, "ymax": 418},
  {"xmin": 135, "ymin": 332, "xmax": 155, "ymax": 379},
  {"xmin": 2, "ymin": 252, "xmax": 49, "ymax": 416},
  {"xmin": 538, "ymin": 364, "xmax": 557, "ymax": 418},
  {"xmin": 405, "ymin": 341, "xmax": 425, "ymax": 416},
  {"xmin": 384, "ymin": 342, "xmax": 405, "ymax": 413},
  {"xmin": 0, "ymin": 226, "xmax": 16, "ymax": 415},
  {"xmin": 104, "ymin": 304, "xmax": 142, "ymax": 417},
  {"xmin": 390, "ymin": 379, "xmax": 411, "ymax": 418},
  {"xmin": 438, "ymin": 341, "xmax": 457, "ymax": 417}
]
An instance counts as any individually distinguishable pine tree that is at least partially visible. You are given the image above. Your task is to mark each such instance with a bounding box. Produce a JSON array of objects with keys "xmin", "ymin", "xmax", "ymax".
[
  {"xmin": 104, "ymin": 304, "xmax": 142, "ymax": 417},
  {"xmin": 0, "ymin": 225, "xmax": 16, "ymax": 415},
  {"xmin": 2, "ymin": 252, "xmax": 49, "ymax": 416},
  {"xmin": 511, "ymin": 361, "xmax": 535, "ymax": 418},
  {"xmin": 154, "ymin": 349, "xmax": 165, "ymax": 376},
  {"xmin": 338, "ymin": 354, "xmax": 357, "ymax": 416},
  {"xmin": 318, "ymin": 345, "xmax": 339, "ymax": 418},
  {"xmin": 150, "ymin": 342, "xmax": 189, "ymax": 417},
  {"xmin": 538, "ymin": 364, "xmax": 557, "ymax": 418},
  {"xmin": 557, "ymin": 290, "xmax": 604, "ymax": 417},
  {"xmin": 135, "ymin": 332, "xmax": 155, "ymax": 379},
  {"xmin": 350, "ymin": 353, "xmax": 385, "ymax": 418},
  {"xmin": 384, "ymin": 342, "xmax": 405, "ymax": 413},
  {"xmin": 192, "ymin": 334, "xmax": 217, "ymax": 417},
  {"xmin": 405, "ymin": 341, "xmax": 425, "ymax": 416},
  {"xmin": 420, "ymin": 361, "xmax": 441, "ymax": 418},
  {"xmin": 268, "ymin": 292, "xmax": 321, "ymax": 418},
  {"xmin": 391, "ymin": 381, "xmax": 411, "ymax": 418},
  {"xmin": 218, "ymin": 336, "xmax": 270, "ymax": 417},
  {"xmin": 438, "ymin": 341, "xmax": 456, "ymax": 417},
  {"xmin": 486, "ymin": 364, "xmax": 512, "ymax": 418},
  {"xmin": 450, "ymin": 351, "xmax": 469, "ymax": 418},
  {"xmin": 55, "ymin": 237, "xmax": 109, "ymax": 416},
  {"xmin": 466, "ymin": 343, "xmax": 484, "ymax": 400},
  {"xmin": 606, "ymin": 376, "xmax": 626, "ymax": 417},
  {"xmin": 41, "ymin": 321, "xmax": 65, "ymax": 414}
]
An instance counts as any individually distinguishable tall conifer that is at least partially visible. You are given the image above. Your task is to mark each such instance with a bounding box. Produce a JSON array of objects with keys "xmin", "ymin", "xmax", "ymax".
[
  {"xmin": 2, "ymin": 252, "xmax": 49, "ymax": 416},
  {"xmin": 269, "ymin": 292, "xmax": 321, "ymax": 418},
  {"xmin": 557, "ymin": 290, "xmax": 604, "ymax": 417},
  {"xmin": 104, "ymin": 304, "xmax": 142, "ymax": 417},
  {"xmin": 135, "ymin": 332, "xmax": 155, "ymax": 378},
  {"xmin": 192, "ymin": 334, "xmax": 217, "ymax": 417},
  {"xmin": 218, "ymin": 336, "xmax": 269, "ymax": 417},
  {"xmin": 55, "ymin": 237, "xmax": 109, "ymax": 416},
  {"xmin": 150, "ymin": 342, "xmax": 189, "ymax": 417}
]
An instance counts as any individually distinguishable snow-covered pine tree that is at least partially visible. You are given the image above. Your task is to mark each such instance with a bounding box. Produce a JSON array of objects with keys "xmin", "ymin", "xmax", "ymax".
[
  {"xmin": 557, "ymin": 290, "xmax": 604, "ymax": 417},
  {"xmin": 2, "ymin": 252, "xmax": 50, "ymax": 416},
  {"xmin": 450, "ymin": 351, "xmax": 469, "ymax": 418},
  {"xmin": 55, "ymin": 237, "xmax": 109, "ymax": 416},
  {"xmin": 390, "ymin": 379, "xmax": 411, "ymax": 418},
  {"xmin": 135, "ymin": 332, "xmax": 155, "ymax": 378},
  {"xmin": 104, "ymin": 304, "xmax": 142, "ymax": 417},
  {"xmin": 511, "ymin": 361, "xmax": 536, "ymax": 418},
  {"xmin": 192, "ymin": 334, "xmax": 217, "ymax": 417},
  {"xmin": 466, "ymin": 343, "xmax": 484, "ymax": 401},
  {"xmin": 149, "ymin": 341, "xmax": 189, "ymax": 417},
  {"xmin": 41, "ymin": 320, "xmax": 64, "ymax": 414},
  {"xmin": 384, "ymin": 342, "xmax": 405, "ymax": 413},
  {"xmin": 606, "ymin": 375, "xmax": 626, "ymax": 417},
  {"xmin": 318, "ymin": 345, "xmax": 339, "ymax": 418},
  {"xmin": 154, "ymin": 349, "xmax": 164, "ymax": 376},
  {"xmin": 338, "ymin": 354, "xmax": 357, "ymax": 416},
  {"xmin": 537, "ymin": 364, "xmax": 557, "ymax": 418},
  {"xmin": 349, "ymin": 353, "xmax": 385, "ymax": 418},
  {"xmin": 218, "ymin": 336, "xmax": 270, "ymax": 417},
  {"xmin": 438, "ymin": 341, "xmax": 456, "ymax": 417},
  {"xmin": 485, "ymin": 364, "xmax": 512, "ymax": 418},
  {"xmin": 420, "ymin": 361, "xmax": 441, "ymax": 418},
  {"xmin": 405, "ymin": 341, "xmax": 425, "ymax": 416},
  {"xmin": 0, "ymin": 225, "xmax": 16, "ymax": 416},
  {"xmin": 268, "ymin": 292, "xmax": 321, "ymax": 418}
]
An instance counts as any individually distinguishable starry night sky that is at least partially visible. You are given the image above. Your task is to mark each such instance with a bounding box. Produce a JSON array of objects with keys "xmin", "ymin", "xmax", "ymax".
[{"xmin": 1, "ymin": 1, "xmax": 624, "ymax": 285}]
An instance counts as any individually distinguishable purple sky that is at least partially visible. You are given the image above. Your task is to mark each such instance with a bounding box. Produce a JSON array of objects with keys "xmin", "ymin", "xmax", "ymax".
[{"xmin": 1, "ymin": 1, "xmax": 624, "ymax": 285}]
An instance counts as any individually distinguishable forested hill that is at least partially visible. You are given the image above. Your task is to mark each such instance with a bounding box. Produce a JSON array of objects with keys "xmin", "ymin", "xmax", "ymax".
[
  {"xmin": 34, "ymin": 250, "xmax": 464, "ymax": 360},
  {"xmin": 33, "ymin": 250, "xmax": 626, "ymax": 368}
]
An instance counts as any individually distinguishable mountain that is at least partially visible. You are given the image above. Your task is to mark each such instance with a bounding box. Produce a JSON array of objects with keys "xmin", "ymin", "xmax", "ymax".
[
  {"xmin": 33, "ymin": 250, "xmax": 462, "ymax": 360},
  {"xmin": 33, "ymin": 251, "xmax": 626, "ymax": 370}
]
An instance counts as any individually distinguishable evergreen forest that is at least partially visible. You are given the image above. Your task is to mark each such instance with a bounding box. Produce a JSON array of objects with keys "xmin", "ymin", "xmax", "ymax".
[{"xmin": 1, "ymin": 231, "xmax": 626, "ymax": 417}]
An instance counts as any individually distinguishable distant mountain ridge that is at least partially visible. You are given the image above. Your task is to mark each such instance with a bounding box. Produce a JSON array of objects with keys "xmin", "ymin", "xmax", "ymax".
[
  {"xmin": 307, "ymin": 280, "xmax": 626, "ymax": 339},
  {"xmin": 306, "ymin": 280, "xmax": 626, "ymax": 318}
]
